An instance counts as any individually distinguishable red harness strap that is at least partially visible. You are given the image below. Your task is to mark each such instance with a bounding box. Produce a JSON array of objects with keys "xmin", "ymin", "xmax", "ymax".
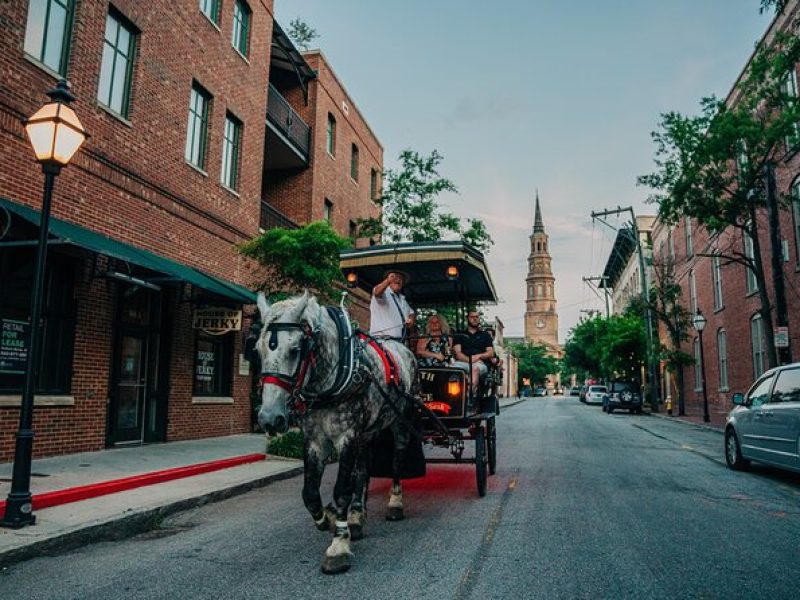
[{"xmin": 357, "ymin": 334, "xmax": 401, "ymax": 386}]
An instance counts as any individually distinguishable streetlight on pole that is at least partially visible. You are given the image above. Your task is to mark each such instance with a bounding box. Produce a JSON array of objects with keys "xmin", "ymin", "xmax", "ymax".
[
  {"xmin": 1, "ymin": 80, "xmax": 86, "ymax": 528},
  {"xmin": 692, "ymin": 309, "xmax": 710, "ymax": 424}
]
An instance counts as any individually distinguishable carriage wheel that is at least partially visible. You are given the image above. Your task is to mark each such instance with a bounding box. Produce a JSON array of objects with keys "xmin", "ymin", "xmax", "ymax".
[
  {"xmin": 486, "ymin": 416, "xmax": 497, "ymax": 476},
  {"xmin": 475, "ymin": 425, "xmax": 487, "ymax": 497}
]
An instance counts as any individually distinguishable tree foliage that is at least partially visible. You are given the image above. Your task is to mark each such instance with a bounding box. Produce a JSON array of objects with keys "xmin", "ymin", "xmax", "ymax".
[
  {"xmin": 287, "ymin": 18, "xmax": 319, "ymax": 51},
  {"xmin": 760, "ymin": 0, "xmax": 787, "ymax": 14},
  {"xmin": 638, "ymin": 33, "xmax": 800, "ymax": 368},
  {"xmin": 239, "ymin": 221, "xmax": 350, "ymax": 303},
  {"xmin": 358, "ymin": 149, "xmax": 493, "ymax": 253},
  {"xmin": 507, "ymin": 342, "xmax": 560, "ymax": 388},
  {"xmin": 563, "ymin": 314, "xmax": 647, "ymax": 382}
]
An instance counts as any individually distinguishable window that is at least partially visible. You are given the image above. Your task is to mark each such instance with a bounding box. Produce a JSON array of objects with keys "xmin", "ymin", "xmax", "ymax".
[
  {"xmin": 0, "ymin": 248, "xmax": 76, "ymax": 395},
  {"xmin": 24, "ymin": 0, "xmax": 75, "ymax": 75},
  {"xmin": 194, "ymin": 331, "xmax": 233, "ymax": 396},
  {"xmin": 792, "ymin": 179, "xmax": 800, "ymax": 264},
  {"xmin": 97, "ymin": 10, "xmax": 137, "ymax": 118},
  {"xmin": 199, "ymin": 0, "xmax": 220, "ymax": 25},
  {"xmin": 323, "ymin": 199, "xmax": 332, "ymax": 222},
  {"xmin": 693, "ymin": 337, "xmax": 702, "ymax": 392},
  {"xmin": 185, "ymin": 83, "xmax": 211, "ymax": 169},
  {"xmin": 747, "ymin": 373, "xmax": 774, "ymax": 407},
  {"xmin": 349, "ymin": 220, "xmax": 357, "ymax": 240},
  {"xmin": 685, "ymin": 216, "xmax": 693, "ymax": 257},
  {"xmin": 712, "ymin": 253, "xmax": 723, "ymax": 310},
  {"xmin": 771, "ymin": 368, "xmax": 800, "ymax": 403},
  {"xmin": 744, "ymin": 227, "xmax": 757, "ymax": 293},
  {"xmin": 668, "ymin": 227, "xmax": 675, "ymax": 260},
  {"xmin": 370, "ymin": 168, "xmax": 379, "ymax": 200},
  {"xmin": 220, "ymin": 113, "xmax": 242, "ymax": 190},
  {"xmin": 751, "ymin": 314, "xmax": 766, "ymax": 379},
  {"xmin": 536, "ymin": 284, "xmax": 543, "ymax": 297},
  {"xmin": 784, "ymin": 69, "xmax": 800, "ymax": 150},
  {"xmin": 717, "ymin": 328, "xmax": 728, "ymax": 391},
  {"xmin": 231, "ymin": 0, "xmax": 250, "ymax": 56},
  {"xmin": 326, "ymin": 114, "xmax": 336, "ymax": 156},
  {"xmin": 736, "ymin": 139, "xmax": 749, "ymax": 181},
  {"xmin": 351, "ymin": 144, "xmax": 359, "ymax": 181},
  {"xmin": 688, "ymin": 269, "xmax": 697, "ymax": 316}
]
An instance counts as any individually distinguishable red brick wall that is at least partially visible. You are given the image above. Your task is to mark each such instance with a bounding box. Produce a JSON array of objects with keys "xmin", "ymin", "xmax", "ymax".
[{"xmin": 0, "ymin": 0, "xmax": 275, "ymax": 460}]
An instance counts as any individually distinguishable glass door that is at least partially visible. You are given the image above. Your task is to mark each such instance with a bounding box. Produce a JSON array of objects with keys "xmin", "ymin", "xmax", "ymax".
[{"xmin": 113, "ymin": 333, "xmax": 147, "ymax": 443}]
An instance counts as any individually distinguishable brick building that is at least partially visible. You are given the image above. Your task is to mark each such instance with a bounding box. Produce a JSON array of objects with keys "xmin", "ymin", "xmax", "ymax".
[{"xmin": 0, "ymin": 1, "xmax": 383, "ymax": 460}]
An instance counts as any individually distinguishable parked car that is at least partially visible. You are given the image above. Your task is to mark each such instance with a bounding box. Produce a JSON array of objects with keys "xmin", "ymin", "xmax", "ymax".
[
  {"xmin": 579, "ymin": 385, "xmax": 589, "ymax": 403},
  {"xmin": 602, "ymin": 381, "xmax": 643, "ymax": 414},
  {"xmin": 725, "ymin": 362, "xmax": 800, "ymax": 474},
  {"xmin": 584, "ymin": 385, "xmax": 608, "ymax": 405},
  {"xmin": 553, "ymin": 386, "xmax": 564, "ymax": 395},
  {"xmin": 569, "ymin": 387, "xmax": 581, "ymax": 397},
  {"xmin": 533, "ymin": 387, "xmax": 547, "ymax": 397}
]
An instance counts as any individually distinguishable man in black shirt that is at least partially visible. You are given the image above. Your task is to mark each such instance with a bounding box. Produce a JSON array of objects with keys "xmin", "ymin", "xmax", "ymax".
[{"xmin": 453, "ymin": 310, "xmax": 495, "ymax": 393}]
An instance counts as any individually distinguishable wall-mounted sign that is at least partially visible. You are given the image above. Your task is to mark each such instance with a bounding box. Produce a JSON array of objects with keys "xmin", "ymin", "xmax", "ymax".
[
  {"xmin": 193, "ymin": 308, "xmax": 242, "ymax": 335},
  {"xmin": 0, "ymin": 319, "xmax": 29, "ymax": 374},
  {"xmin": 775, "ymin": 326, "xmax": 789, "ymax": 348}
]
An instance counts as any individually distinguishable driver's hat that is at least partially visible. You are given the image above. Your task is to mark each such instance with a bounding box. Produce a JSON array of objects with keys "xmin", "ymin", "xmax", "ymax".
[{"xmin": 383, "ymin": 269, "xmax": 410, "ymax": 285}]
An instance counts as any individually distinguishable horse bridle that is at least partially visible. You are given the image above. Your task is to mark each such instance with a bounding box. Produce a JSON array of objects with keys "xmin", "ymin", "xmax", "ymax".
[{"xmin": 259, "ymin": 321, "xmax": 317, "ymax": 414}]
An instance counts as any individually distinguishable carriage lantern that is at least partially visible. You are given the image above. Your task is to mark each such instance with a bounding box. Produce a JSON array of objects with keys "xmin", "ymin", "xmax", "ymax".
[
  {"xmin": 446, "ymin": 265, "xmax": 459, "ymax": 280},
  {"xmin": 447, "ymin": 374, "xmax": 462, "ymax": 397},
  {"xmin": 2, "ymin": 80, "xmax": 86, "ymax": 529},
  {"xmin": 345, "ymin": 272, "xmax": 358, "ymax": 287}
]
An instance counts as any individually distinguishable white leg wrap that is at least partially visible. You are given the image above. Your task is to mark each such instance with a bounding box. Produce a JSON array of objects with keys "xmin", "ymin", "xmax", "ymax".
[
  {"xmin": 388, "ymin": 492, "xmax": 403, "ymax": 509},
  {"xmin": 326, "ymin": 530, "xmax": 353, "ymax": 557}
]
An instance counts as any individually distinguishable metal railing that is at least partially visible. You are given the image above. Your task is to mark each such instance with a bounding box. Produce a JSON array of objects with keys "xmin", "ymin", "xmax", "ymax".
[
  {"xmin": 266, "ymin": 84, "xmax": 311, "ymax": 159},
  {"xmin": 259, "ymin": 201, "xmax": 298, "ymax": 231}
]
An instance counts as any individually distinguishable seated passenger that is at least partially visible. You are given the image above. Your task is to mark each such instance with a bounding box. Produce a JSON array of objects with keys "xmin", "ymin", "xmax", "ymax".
[
  {"xmin": 415, "ymin": 313, "xmax": 453, "ymax": 367},
  {"xmin": 452, "ymin": 310, "xmax": 495, "ymax": 393}
]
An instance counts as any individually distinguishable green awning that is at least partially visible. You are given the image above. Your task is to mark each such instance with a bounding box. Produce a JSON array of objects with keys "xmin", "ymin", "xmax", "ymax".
[{"xmin": 0, "ymin": 197, "xmax": 256, "ymax": 305}]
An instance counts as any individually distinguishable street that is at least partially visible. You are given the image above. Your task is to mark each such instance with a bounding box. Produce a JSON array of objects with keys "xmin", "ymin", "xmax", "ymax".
[{"xmin": 2, "ymin": 397, "xmax": 800, "ymax": 599}]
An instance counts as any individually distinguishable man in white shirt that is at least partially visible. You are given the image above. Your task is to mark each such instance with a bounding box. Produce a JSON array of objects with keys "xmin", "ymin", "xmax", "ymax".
[{"xmin": 369, "ymin": 271, "xmax": 415, "ymax": 340}]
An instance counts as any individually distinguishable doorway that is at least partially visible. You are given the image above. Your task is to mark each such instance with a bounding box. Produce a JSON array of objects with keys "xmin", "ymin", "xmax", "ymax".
[{"xmin": 107, "ymin": 284, "xmax": 169, "ymax": 445}]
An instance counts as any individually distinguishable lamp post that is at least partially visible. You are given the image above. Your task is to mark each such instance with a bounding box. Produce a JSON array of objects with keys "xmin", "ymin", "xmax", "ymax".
[
  {"xmin": 1, "ymin": 80, "xmax": 86, "ymax": 528},
  {"xmin": 692, "ymin": 310, "xmax": 710, "ymax": 424}
]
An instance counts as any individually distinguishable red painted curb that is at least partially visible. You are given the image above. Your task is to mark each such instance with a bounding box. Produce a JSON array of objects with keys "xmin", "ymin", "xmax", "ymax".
[{"xmin": 0, "ymin": 453, "xmax": 265, "ymax": 519}]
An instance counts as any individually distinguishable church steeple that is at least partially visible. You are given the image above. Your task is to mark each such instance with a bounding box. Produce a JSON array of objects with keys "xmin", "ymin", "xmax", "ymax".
[{"xmin": 534, "ymin": 190, "xmax": 545, "ymax": 233}]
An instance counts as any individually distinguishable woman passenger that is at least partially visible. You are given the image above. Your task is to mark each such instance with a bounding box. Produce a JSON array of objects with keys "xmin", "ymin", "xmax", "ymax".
[{"xmin": 416, "ymin": 313, "xmax": 453, "ymax": 367}]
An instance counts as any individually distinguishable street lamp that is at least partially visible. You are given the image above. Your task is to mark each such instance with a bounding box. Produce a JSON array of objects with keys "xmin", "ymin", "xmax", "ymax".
[
  {"xmin": 692, "ymin": 310, "xmax": 710, "ymax": 424},
  {"xmin": 1, "ymin": 80, "xmax": 86, "ymax": 528}
]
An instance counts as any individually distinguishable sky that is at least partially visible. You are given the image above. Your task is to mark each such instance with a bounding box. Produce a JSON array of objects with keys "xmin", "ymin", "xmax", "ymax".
[{"xmin": 275, "ymin": 0, "xmax": 773, "ymax": 339}]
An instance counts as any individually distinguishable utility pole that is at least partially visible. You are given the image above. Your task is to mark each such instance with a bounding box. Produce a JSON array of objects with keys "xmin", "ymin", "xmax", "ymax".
[
  {"xmin": 591, "ymin": 206, "xmax": 659, "ymax": 412},
  {"xmin": 583, "ymin": 275, "xmax": 610, "ymax": 317}
]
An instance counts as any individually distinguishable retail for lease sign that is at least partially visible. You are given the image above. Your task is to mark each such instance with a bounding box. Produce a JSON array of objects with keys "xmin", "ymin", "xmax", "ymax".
[
  {"xmin": 192, "ymin": 308, "xmax": 242, "ymax": 335},
  {"xmin": 0, "ymin": 319, "xmax": 29, "ymax": 374}
]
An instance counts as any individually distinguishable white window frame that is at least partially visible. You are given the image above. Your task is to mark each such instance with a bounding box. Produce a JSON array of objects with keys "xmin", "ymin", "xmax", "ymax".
[
  {"xmin": 685, "ymin": 216, "xmax": 693, "ymax": 257},
  {"xmin": 689, "ymin": 268, "xmax": 697, "ymax": 316},
  {"xmin": 712, "ymin": 253, "xmax": 723, "ymax": 310},
  {"xmin": 784, "ymin": 69, "xmax": 800, "ymax": 151},
  {"xmin": 693, "ymin": 337, "xmax": 702, "ymax": 392},
  {"xmin": 744, "ymin": 228, "xmax": 758, "ymax": 294},
  {"xmin": 751, "ymin": 314, "xmax": 766, "ymax": 379},
  {"xmin": 97, "ymin": 10, "xmax": 136, "ymax": 118},
  {"xmin": 185, "ymin": 83, "xmax": 211, "ymax": 169},
  {"xmin": 220, "ymin": 113, "xmax": 242, "ymax": 190},
  {"xmin": 717, "ymin": 328, "xmax": 728, "ymax": 391}
]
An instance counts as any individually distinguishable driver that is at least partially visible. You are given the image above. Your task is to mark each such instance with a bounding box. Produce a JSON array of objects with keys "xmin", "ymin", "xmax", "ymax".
[{"xmin": 369, "ymin": 270, "xmax": 415, "ymax": 340}]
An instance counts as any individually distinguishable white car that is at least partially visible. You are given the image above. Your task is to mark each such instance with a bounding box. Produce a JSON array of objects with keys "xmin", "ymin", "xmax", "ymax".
[{"xmin": 585, "ymin": 385, "xmax": 608, "ymax": 405}]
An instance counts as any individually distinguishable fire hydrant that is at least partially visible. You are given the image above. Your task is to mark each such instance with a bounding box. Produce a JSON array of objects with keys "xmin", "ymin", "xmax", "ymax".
[{"xmin": 665, "ymin": 395, "xmax": 673, "ymax": 416}]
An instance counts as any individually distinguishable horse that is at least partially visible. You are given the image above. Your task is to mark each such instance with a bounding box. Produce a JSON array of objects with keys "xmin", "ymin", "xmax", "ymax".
[{"xmin": 254, "ymin": 291, "xmax": 419, "ymax": 574}]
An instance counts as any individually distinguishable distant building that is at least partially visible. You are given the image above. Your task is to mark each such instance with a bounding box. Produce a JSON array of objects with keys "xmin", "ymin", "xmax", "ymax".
[{"xmin": 600, "ymin": 216, "xmax": 656, "ymax": 314}]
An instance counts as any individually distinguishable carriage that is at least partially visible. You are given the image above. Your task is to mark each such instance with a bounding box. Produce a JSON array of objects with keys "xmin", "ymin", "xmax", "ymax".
[{"xmin": 340, "ymin": 240, "xmax": 500, "ymax": 497}]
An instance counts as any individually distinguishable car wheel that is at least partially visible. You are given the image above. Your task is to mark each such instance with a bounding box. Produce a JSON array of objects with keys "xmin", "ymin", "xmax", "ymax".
[
  {"xmin": 607, "ymin": 407, "xmax": 613, "ymax": 414},
  {"xmin": 725, "ymin": 428, "xmax": 750, "ymax": 471}
]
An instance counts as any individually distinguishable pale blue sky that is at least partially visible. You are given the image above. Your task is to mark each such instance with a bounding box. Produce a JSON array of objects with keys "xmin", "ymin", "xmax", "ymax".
[{"xmin": 275, "ymin": 1, "xmax": 772, "ymax": 338}]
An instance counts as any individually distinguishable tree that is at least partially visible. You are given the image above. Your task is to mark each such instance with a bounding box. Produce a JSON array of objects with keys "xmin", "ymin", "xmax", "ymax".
[
  {"xmin": 239, "ymin": 221, "xmax": 350, "ymax": 302},
  {"xmin": 638, "ymin": 33, "xmax": 800, "ymax": 368},
  {"xmin": 287, "ymin": 18, "xmax": 319, "ymax": 51},
  {"xmin": 358, "ymin": 149, "xmax": 493, "ymax": 252},
  {"xmin": 507, "ymin": 342, "xmax": 560, "ymax": 389},
  {"xmin": 563, "ymin": 314, "xmax": 647, "ymax": 383},
  {"xmin": 760, "ymin": 0, "xmax": 787, "ymax": 14}
]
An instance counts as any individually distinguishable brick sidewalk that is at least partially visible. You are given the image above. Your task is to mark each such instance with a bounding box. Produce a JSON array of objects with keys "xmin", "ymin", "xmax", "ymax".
[{"xmin": 649, "ymin": 408, "xmax": 727, "ymax": 432}]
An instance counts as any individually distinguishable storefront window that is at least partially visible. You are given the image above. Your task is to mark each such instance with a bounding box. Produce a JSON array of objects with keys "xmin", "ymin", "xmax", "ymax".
[{"xmin": 193, "ymin": 331, "xmax": 233, "ymax": 396}]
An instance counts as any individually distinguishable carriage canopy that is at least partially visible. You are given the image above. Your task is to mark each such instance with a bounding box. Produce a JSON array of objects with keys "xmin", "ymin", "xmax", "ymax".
[{"xmin": 339, "ymin": 241, "xmax": 498, "ymax": 307}]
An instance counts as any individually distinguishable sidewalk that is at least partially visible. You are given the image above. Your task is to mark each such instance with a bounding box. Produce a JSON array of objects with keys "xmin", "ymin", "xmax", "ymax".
[
  {"xmin": 0, "ymin": 396, "xmax": 525, "ymax": 567},
  {"xmin": 647, "ymin": 407, "xmax": 727, "ymax": 433}
]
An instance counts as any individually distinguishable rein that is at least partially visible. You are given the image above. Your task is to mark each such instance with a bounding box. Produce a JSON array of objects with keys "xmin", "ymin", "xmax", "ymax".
[{"xmin": 259, "ymin": 321, "xmax": 316, "ymax": 413}]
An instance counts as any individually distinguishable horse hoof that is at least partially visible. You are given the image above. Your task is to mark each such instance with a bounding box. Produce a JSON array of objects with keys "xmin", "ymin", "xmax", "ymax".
[
  {"xmin": 321, "ymin": 554, "xmax": 351, "ymax": 574},
  {"xmin": 315, "ymin": 517, "xmax": 330, "ymax": 532},
  {"xmin": 385, "ymin": 507, "xmax": 404, "ymax": 521},
  {"xmin": 349, "ymin": 523, "xmax": 363, "ymax": 540}
]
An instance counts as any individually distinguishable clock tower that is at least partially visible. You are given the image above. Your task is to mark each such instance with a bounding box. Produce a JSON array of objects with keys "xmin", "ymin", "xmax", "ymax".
[{"xmin": 524, "ymin": 192, "xmax": 560, "ymax": 351}]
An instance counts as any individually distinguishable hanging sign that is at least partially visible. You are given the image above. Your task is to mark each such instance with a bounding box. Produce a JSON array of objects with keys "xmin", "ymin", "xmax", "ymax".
[
  {"xmin": 193, "ymin": 308, "xmax": 242, "ymax": 335},
  {"xmin": 774, "ymin": 326, "xmax": 789, "ymax": 348},
  {"xmin": 0, "ymin": 319, "xmax": 29, "ymax": 374}
]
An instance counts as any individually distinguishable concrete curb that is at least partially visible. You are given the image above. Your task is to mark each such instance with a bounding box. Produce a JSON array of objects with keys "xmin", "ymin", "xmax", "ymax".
[
  {"xmin": 646, "ymin": 410, "xmax": 725, "ymax": 435},
  {"xmin": 0, "ymin": 465, "xmax": 303, "ymax": 568}
]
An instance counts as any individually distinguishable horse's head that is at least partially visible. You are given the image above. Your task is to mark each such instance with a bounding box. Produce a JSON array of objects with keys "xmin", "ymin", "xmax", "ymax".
[{"xmin": 255, "ymin": 291, "xmax": 324, "ymax": 435}]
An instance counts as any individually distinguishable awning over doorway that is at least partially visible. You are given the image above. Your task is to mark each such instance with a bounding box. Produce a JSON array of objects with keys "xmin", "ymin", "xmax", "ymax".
[{"xmin": 0, "ymin": 197, "xmax": 256, "ymax": 305}]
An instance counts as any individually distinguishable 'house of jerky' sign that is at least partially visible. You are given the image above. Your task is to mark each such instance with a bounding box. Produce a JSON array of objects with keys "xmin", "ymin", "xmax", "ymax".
[{"xmin": 193, "ymin": 308, "xmax": 242, "ymax": 335}]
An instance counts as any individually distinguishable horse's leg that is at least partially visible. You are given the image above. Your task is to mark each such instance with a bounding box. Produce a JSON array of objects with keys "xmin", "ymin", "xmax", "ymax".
[
  {"xmin": 348, "ymin": 446, "xmax": 369, "ymax": 540},
  {"xmin": 321, "ymin": 443, "xmax": 357, "ymax": 574},
  {"xmin": 386, "ymin": 425, "xmax": 406, "ymax": 521},
  {"xmin": 302, "ymin": 446, "xmax": 333, "ymax": 532}
]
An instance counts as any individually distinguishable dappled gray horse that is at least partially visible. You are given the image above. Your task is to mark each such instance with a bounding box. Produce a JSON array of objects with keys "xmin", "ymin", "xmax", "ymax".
[{"xmin": 255, "ymin": 291, "xmax": 418, "ymax": 574}]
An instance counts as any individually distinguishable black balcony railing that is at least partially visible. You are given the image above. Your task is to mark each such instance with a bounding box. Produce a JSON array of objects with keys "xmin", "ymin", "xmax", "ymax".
[
  {"xmin": 267, "ymin": 84, "xmax": 311, "ymax": 159},
  {"xmin": 260, "ymin": 201, "xmax": 299, "ymax": 231}
]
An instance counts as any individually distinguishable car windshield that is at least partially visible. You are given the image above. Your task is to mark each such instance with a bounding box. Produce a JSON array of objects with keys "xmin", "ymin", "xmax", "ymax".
[
  {"xmin": 589, "ymin": 386, "xmax": 607, "ymax": 393},
  {"xmin": 612, "ymin": 382, "xmax": 634, "ymax": 391}
]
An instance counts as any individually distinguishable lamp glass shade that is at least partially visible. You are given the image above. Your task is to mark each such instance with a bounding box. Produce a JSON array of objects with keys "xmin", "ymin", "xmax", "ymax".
[
  {"xmin": 345, "ymin": 272, "xmax": 358, "ymax": 287},
  {"xmin": 25, "ymin": 102, "xmax": 86, "ymax": 165},
  {"xmin": 446, "ymin": 265, "xmax": 459, "ymax": 280},
  {"xmin": 692, "ymin": 313, "xmax": 707, "ymax": 332}
]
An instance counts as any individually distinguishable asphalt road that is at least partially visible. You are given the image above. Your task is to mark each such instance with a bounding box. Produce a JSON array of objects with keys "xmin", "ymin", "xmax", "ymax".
[{"xmin": 3, "ymin": 397, "xmax": 800, "ymax": 599}]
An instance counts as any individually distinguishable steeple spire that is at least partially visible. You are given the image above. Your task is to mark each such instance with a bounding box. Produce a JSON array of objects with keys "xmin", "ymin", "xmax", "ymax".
[{"xmin": 534, "ymin": 190, "xmax": 544, "ymax": 233}]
